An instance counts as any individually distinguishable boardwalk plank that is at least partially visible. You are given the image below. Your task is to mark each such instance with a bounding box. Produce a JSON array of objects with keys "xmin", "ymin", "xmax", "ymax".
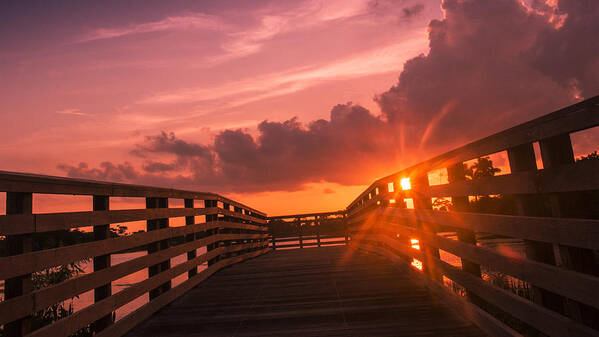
[{"xmin": 126, "ymin": 246, "xmax": 486, "ymax": 337}]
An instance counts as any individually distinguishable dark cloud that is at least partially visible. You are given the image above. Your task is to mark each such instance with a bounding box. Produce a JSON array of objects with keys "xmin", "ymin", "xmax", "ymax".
[
  {"xmin": 376, "ymin": 0, "xmax": 590, "ymax": 149},
  {"xmin": 142, "ymin": 161, "xmax": 176, "ymax": 173},
  {"xmin": 58, "ymin": 0, "xmax": 599, "ymax": 194},
  {"xmin": 402, "ymin": 4, "xmax": 425, "ymax": 18},
  {"xmin": 57, "ymin": 162, "xmax": 139, "ymax": 182},
  {"xmin": 59, "ymin": 103, "xmax": 401, "ymax": 192},
  {"xmin": 526, "ymin": 0, "xmax": 599, "ymax": 98}
]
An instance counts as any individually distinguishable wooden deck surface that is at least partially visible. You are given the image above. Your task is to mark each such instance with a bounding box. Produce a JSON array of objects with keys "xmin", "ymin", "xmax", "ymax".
[{"xmin": 126, "ymin": 246, "xmax": 486, "ymax": 337}]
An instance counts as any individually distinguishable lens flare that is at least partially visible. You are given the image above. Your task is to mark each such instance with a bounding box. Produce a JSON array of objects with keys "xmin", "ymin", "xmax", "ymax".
[{"xmin": 400, "ymin": 177, "xmax": 411, "ymax": 190}]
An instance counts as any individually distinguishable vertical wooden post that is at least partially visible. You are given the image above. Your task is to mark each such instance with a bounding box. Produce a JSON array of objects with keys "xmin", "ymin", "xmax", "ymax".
[
  {"xmin": 93, "ymin": 195, "xmax": 113, "ymax": 333},
  {"xmin": 538, "ymin": 134, "xmax": 598, "ymax": 323},
  {"xmin": 539, "ymin": 134, "xmax": 597, "ymax": 272},
  {"xmin": 205, "ymin": 199, "xmax": 218, "ymax": 266},
  {"xmin": 146, "ymin": 197, "xmax": 170, "ymax": 300},
  {"xmin": 185, "ymin": 199, "xmax": 197, "ymax": 278},
  {"xmin": 298, "ymin": 218, "xmax": 303, "ymax": 248},
  {"xmin": 344, "ymin": 213, "xmax": 349, "ymax": 246},
  {"xmin": 446, "ymin": 163, "xmax": 487, "ymax": 307},
  {"xmin": 270, "ymin": 220, "xmax": 277, "ymax": 250},
  {"xmin": 316, "ymin": 216, "xmax": 321, "ymax": 248},
  {"xmin": 158, "ymin": 198, "xmax": 170, "ymax": 294},
  {"xmin": 447, "ymin": 164, "xmax": 482, "ymax": 278},
  {"xmin": 4, "ymin": 192, "xmax": 33, "ymax": 337},
  {"xmin": 507, "ymin": 143, "xmax": 566, "ymax": 314},
  {"xmin": 412, "ymin": 175, "xmax": 442, "ymax": 281}
]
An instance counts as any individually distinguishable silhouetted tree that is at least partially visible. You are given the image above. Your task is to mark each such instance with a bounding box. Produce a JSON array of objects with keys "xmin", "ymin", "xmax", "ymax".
[
  {"xmin": 576, "ymin": 150, "xmax": 599, "ymax": 162},
  {"xmin": 465, "ymin": 157, "xmax": 501, "ymax": 181},
  {"xmin": 439, "ymin": 157, "xmax": 516, "ymax": 214}
]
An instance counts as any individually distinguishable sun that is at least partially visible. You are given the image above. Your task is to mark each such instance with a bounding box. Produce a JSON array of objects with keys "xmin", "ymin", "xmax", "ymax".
[{"xmin": 400, "ymin": 177, "xmax": 411, "ymax": 190}]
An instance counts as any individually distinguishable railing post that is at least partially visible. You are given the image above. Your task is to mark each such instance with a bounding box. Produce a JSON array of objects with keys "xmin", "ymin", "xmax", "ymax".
[
  {"xmin": 447, "ymin": 164, "xmax": 482, "ymax": 278},
  {"xmin": 270, "ymin": 221, "xmax": 277, "ymax": 250},
  {"xmin": 4, "ymin": 192, "xmax": 33, "ymax": 337},
  {"xmin": 538, "ymin": 134, "xmax": 598, "ymax": 323},
  {"xmin": 205, "ymin": 199, "xmax": 219, "ymax": 266},
  {"xmin": 507, "ymin": 142, "xmax": 566, "ymax": 315},
  {"xmin": 229, "ymin": 204, "xmax": 238, "ymax": 258},
  {"xmin": 146, "ymin": 197, "xmax": 170, "ymax": 300},
  {"xmin": 412, "ymin": 175, "xmax": 442, "ymax": 281},
  {"xmin": 185, "ymin": 198, "xmax": 197, "ymax": 278},
  {"xmin": 92, "ymin": 195, "xmax": 113, "ymax": 333},
  {"xmin": 539, "ymin": 134, "xmax": 598, "ymax": 273},
  {"xmin": 344, "ymin": 213, "xmax": 349, "ymax": 246},
  {"xmin": 297, "ymin": 217, "xmax": 303, "ymax": 248},
  {"xmin": 316, "ymin": 216, "xmax": 321, "ymax": 248}
]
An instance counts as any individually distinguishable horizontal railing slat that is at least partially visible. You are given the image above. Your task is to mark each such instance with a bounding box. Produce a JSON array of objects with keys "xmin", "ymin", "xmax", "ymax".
[
  {"xmin": 353, "ymin": 221, "xmax": 599, "ymax": 309},
  {"xmin": 0, "ymin": 207, "xmax": 266, "ymax": 235},
  {"xmin": 348, "ymin": 96, "xmax": 599, "ymax": 209},
  {"xmin": 274, "ymin": 241, "xmax": 347, "ymax": 249},
  {"xmin": 268, "ymin": 210, "xmax": 346, "ymax": 220},
  {"xmin": 425, "ymin": 160, "xmax": 599, "ymax": 198},
  {"xmin": 0, "ymin": 222, "xmax": 268, "ymax": 280},
  {"xmin": 93, "ymin": 248, "xmax": 269, "ymax": 337},
  {"xmin": 357, "ymin": 240, "xmax": 599, "ymax": 337},
  {"xmin": 270, "ymin": 235, "xmax": 344, "ymax": 242},
  {"xmin": 354, "ymin": 208, "xmax": 599, "ymax": 250},
  {"xmin": 0, "ymin": 170, "xmax": 265, "ymax": 217},
  {"xmin": 26, "ymin": 246, "xmax": 269, "ymax": 337},
  {"xmin": 0, "ymin": 238, "xmax": 269, "ymax": 325}
]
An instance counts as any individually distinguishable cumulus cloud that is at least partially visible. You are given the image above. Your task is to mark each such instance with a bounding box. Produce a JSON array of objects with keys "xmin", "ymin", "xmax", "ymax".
[
  {"xmin": 57, "ymin": 162, "xmax": 139, "ymax": 182},
  {"xmin": 375, "ymin": 0, "xmax": 594, "ymax": 149},
  {"xmin": 526, "ymin": 0, "xmax": 599, "ymax": 98},
  {"xmin": 59, "ymin": 103, "xmax": 402, "ymax": 192},
  {"xmin": 59, "ymin": 0, "xmax": 599, "ymax": 193}
]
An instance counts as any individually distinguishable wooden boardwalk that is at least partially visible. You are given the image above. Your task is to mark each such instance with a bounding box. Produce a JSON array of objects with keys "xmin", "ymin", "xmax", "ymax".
[{"xmin": 126, "ymin": 246, "xmax": 486, "ymax": 337}]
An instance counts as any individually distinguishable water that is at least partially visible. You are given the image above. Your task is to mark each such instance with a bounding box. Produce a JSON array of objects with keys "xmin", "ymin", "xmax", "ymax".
[{"xmin": 0, "ymin": 249, "xmax": 208, "ymax": 322}]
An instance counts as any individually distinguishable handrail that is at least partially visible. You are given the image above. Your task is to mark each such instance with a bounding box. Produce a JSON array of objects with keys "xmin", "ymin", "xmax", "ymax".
[
  {"xmin": 345, "ymin": 96, "xmax": 599, "ymax": 336},
  {"xmin": 0, "ymin": 179, "xmax": 269, "ymax": 337},
  {"xmin": 267, "ymin": 211, "xmax": 349, "ymax": 250},
  {"xmin": 347, "ymin": 95, "xmax": 599, "ymax": 210},
  {"xmin": 2, "ymin": 96, "xmax": 598, "ymax": 337},
  {"xmin": 0, "ymin": 170, "xmax": 266, "ymax": 217}
]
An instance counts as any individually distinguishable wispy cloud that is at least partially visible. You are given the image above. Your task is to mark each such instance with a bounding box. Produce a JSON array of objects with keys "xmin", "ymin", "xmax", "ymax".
[
  {"xmin": 138, "ymin": 38, "xmax": 425, "ymax": 109},
  {"xmin": 215, "ymin": 0, "xmax": 376, "ymax": 62},
  {"xmin": 78, "ymin": 13, "xmax": 225, "ymax": 43},
  {"xmin": 56, "ymin": 108, "xmax": 85, "ymax": 116}
]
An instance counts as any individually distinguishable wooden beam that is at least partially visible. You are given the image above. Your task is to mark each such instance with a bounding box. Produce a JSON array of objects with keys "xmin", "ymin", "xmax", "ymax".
[
  {"xmin": 92, "ymin": 195, "xmax": 113, "ymax": 333},
  {"xmin": 3, "ymin": 192, "xmax": 33, "ymax": 337}
]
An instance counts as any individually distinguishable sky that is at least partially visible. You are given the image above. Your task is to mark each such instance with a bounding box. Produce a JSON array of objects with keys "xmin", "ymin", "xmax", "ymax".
[{"xmin": 1, "ymin": 0, "xmax": 598, "ymax": 215}]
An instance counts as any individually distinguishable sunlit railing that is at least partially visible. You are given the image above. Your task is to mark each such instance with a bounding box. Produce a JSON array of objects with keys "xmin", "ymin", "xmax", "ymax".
[
  {"xmin": 0, "ymin": 173, "xmax": 269, "ymax": 337},
  {"xmin": 267, "ymin": 211, "xmax": 347, "ymax": 249},
  {"xmin": 345, "ymin": 96, "xmax": 599, "ymax": 337},
  {"xmin": 1, "ymin": 96, "xmax": 598, "ymax": 337}
]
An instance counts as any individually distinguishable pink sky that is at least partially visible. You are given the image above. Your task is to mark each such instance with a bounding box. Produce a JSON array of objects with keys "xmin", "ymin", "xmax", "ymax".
[{"xmin": 1, "ymin": 0, "xmax": 597, "ymax": 215}]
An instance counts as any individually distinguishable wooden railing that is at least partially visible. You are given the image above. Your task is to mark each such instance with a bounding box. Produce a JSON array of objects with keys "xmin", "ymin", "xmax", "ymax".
[
  {"xmin": 1, "ymin": 96, "xmax": 598, "ymax": 337},
  {"xmin": 267, "ymin": 211, "xmax": 347, "ymax": 249},
  {"xmin": 0, "ymin": 172, "xmax": 269, "ymax": 337},
  {"xmin": 345, "ymin": 96, "xmax": 599, "ymax": 337}
]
